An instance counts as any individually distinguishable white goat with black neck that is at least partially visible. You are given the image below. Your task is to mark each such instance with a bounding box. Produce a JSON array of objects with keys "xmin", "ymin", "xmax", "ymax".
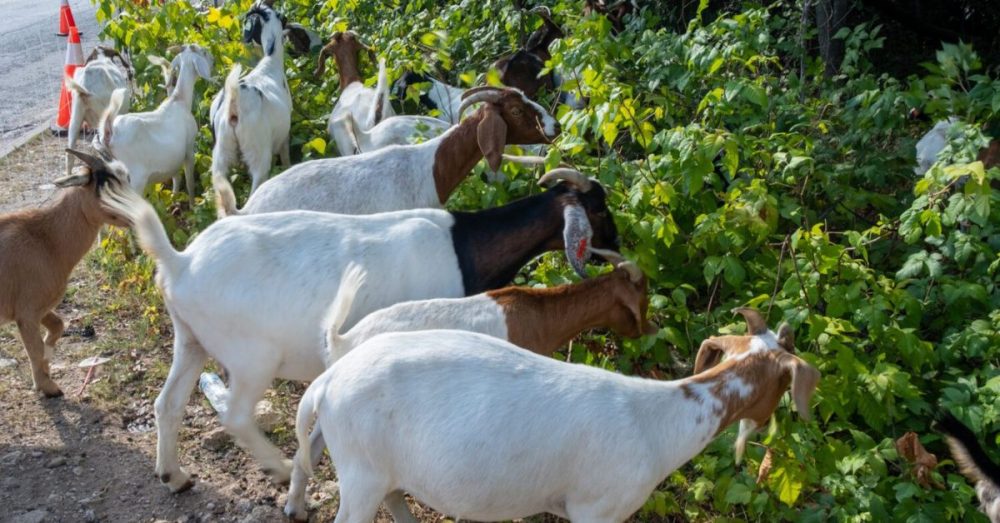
[
  {"xmin": 289, "ymin": 308, "xmax": 818, "ymax": 522},
  {"xmin": 96, "ymin": 45, "xmax": 212, "ymax": 202},
  {"xmin": 209, "ymin": 0, "xmax": 293, "ymax": 195},
  {"xmin": 65, "ymin": 46, "xmax": 133, "ymax": 177},
  {"xmin": 393, "ymin": 71, "xmax": 467, "ymax": 124},
  {"xmin": 99, "ymin": 169, "xmax": 618, "ymax": 494},
  {"xmin": 214, "ymin": 86, "xmax": 559, "ymax": 217},
  {"xmin": 315, "ymin": 32, "xmax": 394, "ymax": 155}
]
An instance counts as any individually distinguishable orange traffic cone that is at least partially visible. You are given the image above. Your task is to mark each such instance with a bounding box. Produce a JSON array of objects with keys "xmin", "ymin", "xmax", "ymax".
[
  {"xmin": 57, "ymin": 0, "xmax": 80, "ymax": 37},
  {"xmin": 52, "ymin": 26, "xmax": 85, "ymax": 134}
]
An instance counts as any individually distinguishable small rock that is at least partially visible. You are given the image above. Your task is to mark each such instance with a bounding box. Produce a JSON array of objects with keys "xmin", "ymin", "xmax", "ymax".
[
  {"xmin": 30, "ymin": 451, "xmax": 43, "ymax": 458},
  {"xmin": 46, "ymin": 456, "xmax": 66, "ymax": 468},
  {"xmin": 83, "ymin": 509, "xmax": 98, "ymax": 522},
  {"xmin": 254, "ymin": 400, "xmax": 282, "ymax": 432},
  {"xmin": 9, "ymin": 509, "xmax": 48, "ymax": 523},
  {"xmin": 234, "ymin": 499, "xmax": 254, "ymax": 514},
  {"xmin": 202, "ymin": 427, "xmax": 229, "ymax": 451},
  {"xmin": 46, "ymin": 493, "xmax": 60, "ymax": 504},
  {"xmin": 0, "ymin": 357, "xmax": 17, "ymax": 368},
  {"xmin": 239, "ymin": 505, "xmax": 284, "ymax": 523},
  {"xmin": 206, "ymin": 503, "xmax": 215, "ymax": 511},
  {"xmin": 73, "ymin": 466, "xmax": 83, "ymax": 476},
  {"xmin": 1, "ymin": 450, "xmax": 22, "ymax": 466}
]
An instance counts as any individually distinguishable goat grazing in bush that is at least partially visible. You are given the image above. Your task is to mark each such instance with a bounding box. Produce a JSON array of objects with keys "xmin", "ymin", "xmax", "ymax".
[
  {"xmin": 100, "ymin": 168, "xmax": 618, "ymax": 493},
  {"xmin": 0, "ymin": 149, "xmax": 128, "ymax": 397},
  {"xmin": 289, "ymin": 308, "xmax": 817, "ymax": 522}
]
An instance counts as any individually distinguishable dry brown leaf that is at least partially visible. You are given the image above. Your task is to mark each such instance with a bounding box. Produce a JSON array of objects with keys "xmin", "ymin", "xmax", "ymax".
[
  {"xmin": 756, "ymin": 447, "xmax": 774, "ymax": 484},
  {"xmin": 895, "ymin": 432, "xmax": 944, "ymax": 489}
]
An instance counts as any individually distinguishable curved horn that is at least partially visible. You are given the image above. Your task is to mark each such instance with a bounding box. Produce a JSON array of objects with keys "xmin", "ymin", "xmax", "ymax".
[
  {"xmin": 460, "ymin": 85, "xmax": 504, "ymax": 100},
  {"xmin": 529, "ymin": 5, "xmax": 552, "ymax": 17},
  {"xmin": 500, "ymin": 154, "xmax": 547, "ymax": 166},
  {"xmin": 458, "ymin": 89, "xmax": 504, "ymax": 120},
  {"xmin": 589, "ymin": 248, "xmax": 642, "ymax": 282},
  {"xmin": 538, "ymin": 168, "xmax": 592, "ymax": 191},
  {"xmin": 732, "ymin": 307, "xmax": 768, "ymax": 335}
]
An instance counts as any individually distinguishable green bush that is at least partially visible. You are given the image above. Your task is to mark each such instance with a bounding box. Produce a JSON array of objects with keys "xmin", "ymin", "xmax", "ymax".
[{"xmin": 95, "ymin": 0, "xmax": 999, "ymax": 520}]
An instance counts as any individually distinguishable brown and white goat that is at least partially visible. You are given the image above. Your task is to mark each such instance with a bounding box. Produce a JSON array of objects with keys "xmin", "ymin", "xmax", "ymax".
[
  {"xmin": 0, "ymin": 149, "xmax": 128, "ymax": 397},
  {"xmin": 495, "ymin": 7, "xmax": 565, "ymax": 98}
]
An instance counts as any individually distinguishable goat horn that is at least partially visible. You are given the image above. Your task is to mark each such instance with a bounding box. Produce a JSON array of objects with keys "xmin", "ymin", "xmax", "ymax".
[
  {"xmin": 732, "ymin": 307, "xmax": 768, "ymax": 335},
  {"xmin": 538, "ymin": 168, "xmax": 592, "ymax": 191},
  {"xmin": 528, "ymin": 5, "xmax": 552, "ymax": 17},
  {"xmin": 460, "ymin": 85, "xmax": 503, "ymax": 100},
  {"xmin": 500, "ymin": 154, "xmax": 547, "ymax": 166},
  {"xmin": 458, "ymin": 89, "xmax": 504, "ymax": 120},
  {"xmin": 589, "ymin": 248, "xmax": 642, "ymax": 282}
]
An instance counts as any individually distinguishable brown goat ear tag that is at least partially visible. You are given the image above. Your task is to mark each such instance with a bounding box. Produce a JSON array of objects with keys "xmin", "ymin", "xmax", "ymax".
[{"xmin": 478, "ymin": 109, "xmax": 507, "ymax": 173}]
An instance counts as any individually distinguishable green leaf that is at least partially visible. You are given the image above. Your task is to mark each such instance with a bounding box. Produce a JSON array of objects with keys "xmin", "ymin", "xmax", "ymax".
[{"xmin": 724, "ymin": 481, "xmax": 752, "ymax": 505}]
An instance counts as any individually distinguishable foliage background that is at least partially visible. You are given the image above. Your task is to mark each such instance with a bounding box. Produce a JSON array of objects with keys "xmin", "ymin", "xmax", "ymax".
[{"xmin": 92, "ymin": 0, "xmax": 1000, "ymax": 520}]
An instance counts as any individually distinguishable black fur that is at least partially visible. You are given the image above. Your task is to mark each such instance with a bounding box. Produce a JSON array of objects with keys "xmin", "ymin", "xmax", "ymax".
[
  {"xmin": 937, "ymin": 411, "xmax": 1000, "ymax": 484},
  {"xmin": 449, "ymin": 183, "xmax": 619, "ymax": 295},
  {"xmin": 393, "ymin": 72, "xmax": 437, "ymax": 111}
]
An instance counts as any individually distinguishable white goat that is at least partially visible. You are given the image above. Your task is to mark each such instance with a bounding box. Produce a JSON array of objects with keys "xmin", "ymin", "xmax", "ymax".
[
  {"xmin": 290, "ymin": 309, "xmax": 819, "ymax": 522},
  {"xmin": 96, "ymin": 45, "xmax": 212, "ymax": 202},
  {"xmin": 99, "ymin": 170, "xmax": 618, "ymax": 493},
  {"xmin": 209, "ymin": 1, "xmax": 292, "ymax": 195},
  {"xmin": 315, "ymin": 32, "xmax": 394, "ymax": 155},
  {"xmin": 65, "ymin": 46, "xmax": 132, "ymax": 177},
  {"xmin": 331, "ymin": 112, "xmax": 450, "ymax": 155},
  {"xmin": 914, "ymin": 118, "xmax": 958, "ymax": 175},
  {"xmin": 214, "ymin": 86, "xmax": 560, "ymax": 217},
  {"xmin": 393, "ymin": 72, "xmax": 467, "ymax": 124},
  {"xmin": 284, "ymin": 249, "xmax": 657, "ymax": 515}
]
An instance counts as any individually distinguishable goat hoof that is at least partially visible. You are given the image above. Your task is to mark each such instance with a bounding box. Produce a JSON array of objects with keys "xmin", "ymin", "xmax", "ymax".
[
  {"xmin": 159, "ymin": 472, "xmax": 195, "ymax": 493},
  {"xmin": 264, "ymin": 459, "xmax": 293, "ymax": 486},
  {"xmin": 283, "ymin": 506, "xmax": 308, "ymax": 522},
  {"xmin": 41, "ymin": 387, "xmax": 64, "ymax": 399}
]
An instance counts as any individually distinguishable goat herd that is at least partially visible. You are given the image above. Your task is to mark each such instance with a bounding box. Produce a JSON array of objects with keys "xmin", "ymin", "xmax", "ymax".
[{"xmin": 1, "ymin": 1, "xmax": 998, "ymax": 521}]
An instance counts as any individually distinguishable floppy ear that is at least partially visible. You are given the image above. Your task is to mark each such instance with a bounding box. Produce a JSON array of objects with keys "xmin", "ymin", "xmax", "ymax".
[
  {"xmin": 782, "ymin": 355, "xmax": 820, "ymax": 421},
  {"xmin": 562, "ymin": 204, "xmax": 592, "ymax": 278},
  {"xmin": 193, "ymin": 54, "xmax": 212, "ymax": 80},
  {"xmin": 478, "ymin": 107, "xmax": 507, "ymax": 173},
  {"xmin": 693, "ymin": 338, "xmax": 726, "ymax": 374},
  {"xmin": 777, "ymin": 322, "xmax": 795, "ymax": 353}
]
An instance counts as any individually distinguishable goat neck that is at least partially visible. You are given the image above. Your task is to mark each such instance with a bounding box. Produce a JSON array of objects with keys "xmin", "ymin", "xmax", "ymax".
[
  {"xmin": 432, "ymin": 110, "xmax": 489, "ymax": 204},
  {"xmin": 169, "ymin": 60, "xmax": 198, "ymax": 111},
  {"xmin": 486, "ymin": 271, "xmax": 622, "ymax": 355},
  {"xmin": 33, "ymin": 188, "xmax": 105, "ymax": 276},
  {"xmin": 450, "ymin": 189, "xmax": 569, "ymax": 295},
  {"xmin": 333, "ymin": 46, "xmax": 362, "ymax": 90}
]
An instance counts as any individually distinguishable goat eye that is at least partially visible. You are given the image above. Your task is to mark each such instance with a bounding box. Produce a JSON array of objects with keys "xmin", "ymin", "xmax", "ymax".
[{"xmin": 511, "ymin": 107, "xmax": 523, "ymax": 117}]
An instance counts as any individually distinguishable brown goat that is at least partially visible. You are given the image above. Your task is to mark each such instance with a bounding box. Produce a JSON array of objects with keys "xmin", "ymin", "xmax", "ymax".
[
  {"xmin": 495, "ymin": 7, "xmax": 565, "ymax": 98},
  {"xmin": 314, "ymin": 31, "xmax": 373, "ymax": 88},
  {"xmin": 583, "ymin": 0, "xmax": 637, "ymax": 34},
  {"xmin": 0, "ymin": 149, "xmax": 128, "ymax": 397}
]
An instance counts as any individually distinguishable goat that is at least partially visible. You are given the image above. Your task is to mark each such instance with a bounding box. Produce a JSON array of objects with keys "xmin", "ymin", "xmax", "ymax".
[
  {"xmin": 315, "ymin": 32, "xmax": 395, "ymax": 155},
  {"xmin": 495, "ymin": 6, "xmax": 564, "ymax": 99},
  {"xmin": 99, "ymin": 169, "xmax": 618, "ymax": 493},
  {"xmin": 96, "ymin": 45, "xmax": 212, "ymax": 202},
  {"xmin": 283, "ymin": 248, "xmax": 657, "ymax": 516},
  {"xmin": 938, "ymin": 412, "xmax": 1000, "ymax": 523},
  {"xmin": 209, "ymin": 0, "xmax": 293, "ymax": 195},
  {"xmin": 910, "ymin": 111, "xmax": 1000, "ymax": 175},
  {"xmin": 289, "ymin": 308, "xmax": 818, "ymax": 522},
  {"xmin": 584, "ymin": 0, "xmax": 638, "ymax": 34},
  {"xmin": 332, "ymin": 111, "xmax": 451, "ymax": 155},
  {"xmin": 0, "ymin": 149, "xmax": 129, "ymax": 397},
  {"xmin": 214, "ymin": 86, "xmax": 560, "ymax": 217},
  {"xmin": 65, "ymin": 46, "xmax": 133, "ymax": 177},
  {"xmin": 392, "ymin": 72, "xmax": 467, "ymax": 124}
]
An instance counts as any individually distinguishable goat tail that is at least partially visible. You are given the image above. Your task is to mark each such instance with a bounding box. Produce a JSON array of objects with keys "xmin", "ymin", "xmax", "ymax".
[
  {"xmin": 224, "ymin": 64, "xmax": 242, "ymax": 127},
  {"xmin": 322, "ymin": 263, "xmax": 367, "ymax": 367},
  {"xmin": 939, "ymin": 411, "xmax": 1000, "ymax": 487},
  {"xmin": 65, "ymin": 77, "xmax": 91, "ymax": 97},
  {"xmin": 370, "ymin": 57, "xmax": 390, "ymax": 127},
  {"xmin": 294, "ymin": 377, "xmax": 324, "ymax": 478},
  {"xmin": 340, "ymin": 112, "xmax": 362, "ymax": 155},
  {"xmin": 100, "ymin": 182, "xmax": 182, "ymax": 277},
  {"xmin": 211, "ymin": 173, "xmax": 241, "ymax": 219},
  {"xmin": 97, "ymin": 88, "xmax": 127, "ymax": 147}
]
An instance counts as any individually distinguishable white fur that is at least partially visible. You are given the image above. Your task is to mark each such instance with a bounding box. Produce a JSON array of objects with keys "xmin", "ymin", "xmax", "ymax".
[
  {"xmin": 395, "ymin": 75, "xmax": 467, "ymax": 124},
  {"xmin": 328, "ymin": 59, "xmax": 395, "ymax": 156},
  {"xmin": 331, "ymin": 112, "xmax": 451, "ymax": 155},
  {"xmin": 65, "ymin": 52, "xmax": 130, "ymax": 177},
  {"xmin": 915, "ymin": 118, "xmax": 958, "ymax": 175},
  {"xmin": 97, "ymin": 47, "xmax": 210, "ymax": 202},
  {"xmin": 292, "ymin": 330, "xmax": 726, "ymax": 522},
  {"xmin": 210, "ymin": 6, "xmax": 293, "ymax": 195}
]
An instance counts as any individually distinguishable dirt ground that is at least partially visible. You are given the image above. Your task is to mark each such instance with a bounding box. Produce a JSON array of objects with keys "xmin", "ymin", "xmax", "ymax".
[{"xmin": 0, "ymin": 133, "xmax": 458, "ymax": 523}]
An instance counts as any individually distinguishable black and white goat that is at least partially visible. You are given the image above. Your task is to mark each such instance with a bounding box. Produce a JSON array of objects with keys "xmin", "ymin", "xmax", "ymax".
[{"xmin": 393, "ymin": 72, "xmax": 466, "ymax": 124}]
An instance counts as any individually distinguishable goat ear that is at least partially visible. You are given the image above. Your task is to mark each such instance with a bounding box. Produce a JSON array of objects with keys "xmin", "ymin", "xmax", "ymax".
[
  {"xmin": 478, "ymin": 108, "xmax": 507, "ymax": 173},
  {"xmin": 782, "ymin": 354, "xmax": 820, "ymax": 421},
  {"xmin": 777, "ymin": 322, "xmax": 795, "ymax": 353},
  {"xmin": 562, "ymin": 204, "xmax": 592, "ymax": 278},
  {"xmin": 693, "ymin": 338, "xmax": 726, "ymax": 374},
  {"xmin": 193, "ymin": 55, "xmax": 212, "ymax": 80},
  {"xmin": 643, "ymin": 319, "xmax": 659, "ymax": 336}
]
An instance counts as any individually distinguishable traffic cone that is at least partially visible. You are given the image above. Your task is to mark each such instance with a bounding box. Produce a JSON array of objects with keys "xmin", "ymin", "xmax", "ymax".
[
  {"xmin": 52, "ymin": 26, "xmax": 85, "ymax": 134},
  {"xmin": 57, "ymin": 0, "xmax": 80, "ymax": 37}
]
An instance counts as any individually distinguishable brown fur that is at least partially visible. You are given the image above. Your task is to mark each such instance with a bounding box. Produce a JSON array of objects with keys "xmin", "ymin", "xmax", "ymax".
[
  {"xmin": 583, "ymin": 0, "xmax": 635, "ymax": 33},
  {"xmin": 0, "ymin": 155, "xmax": 128, "ymax": 397},
  {"xmin": 432, "ymin": 89, "xmax": 560, "ymax": 203},
  {"xmin": 314, "ymin": 32, "xmax": 368, "ymax": 89},
  {"xmin": 979, "ymin": 139, "xmax": 1000, "ymax": 169},
  {"xmin": 688, "ymin": 312, "xmax": 819, "ymax": 436},
  {"xmin": 495, "ymin": 10, "xmax": 565, "ymax": 97},
  {"xmin": 486, "ymin": 267, "xmax": 655, "ymax": 355}
]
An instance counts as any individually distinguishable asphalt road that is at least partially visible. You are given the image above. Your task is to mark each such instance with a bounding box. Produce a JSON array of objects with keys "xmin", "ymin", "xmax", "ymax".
[{"xmin": 0, "ymin": 0, "xmax": 102, "ymax": 154}]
